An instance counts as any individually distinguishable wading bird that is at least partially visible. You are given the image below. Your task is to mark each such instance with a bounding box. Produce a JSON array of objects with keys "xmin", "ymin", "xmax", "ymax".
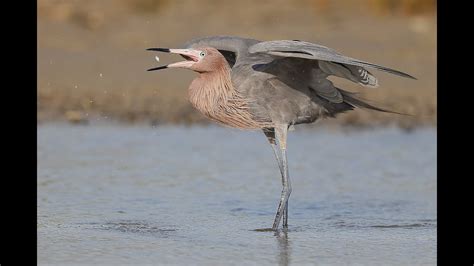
[{"xmin": 147, "ymin": 36, "xmax": 415, "ymax": 230}]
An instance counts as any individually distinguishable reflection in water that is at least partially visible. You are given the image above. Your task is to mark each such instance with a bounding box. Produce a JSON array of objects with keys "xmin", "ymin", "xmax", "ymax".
[{"xmin": 275, "ymin": 230, "xmax": 291, "ymax": 266}]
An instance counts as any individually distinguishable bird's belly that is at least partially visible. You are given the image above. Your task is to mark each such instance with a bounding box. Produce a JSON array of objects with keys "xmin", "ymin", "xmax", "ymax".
[
  {"xmin": 193, "ymin": 103, "xmax": 272, "ymax": 130},
  {"xmin": 240, "ymin": 76, "xmax": 323, "ymax": 126}
]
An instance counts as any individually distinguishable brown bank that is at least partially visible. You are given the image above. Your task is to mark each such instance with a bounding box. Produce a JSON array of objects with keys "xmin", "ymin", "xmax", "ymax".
[{"xmin": 38, "ymin": 0, "xmax": 436, "ymax": 129}]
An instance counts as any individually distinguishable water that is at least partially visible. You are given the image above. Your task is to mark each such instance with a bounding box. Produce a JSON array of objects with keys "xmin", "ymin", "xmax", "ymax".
[{"xmin": 38, "ymin": 124, "xmax": 436, "ymax": 265}]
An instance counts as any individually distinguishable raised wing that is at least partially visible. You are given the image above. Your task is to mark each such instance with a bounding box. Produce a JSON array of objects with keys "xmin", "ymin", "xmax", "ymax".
[{"xmin": 248, "ymin": 40, "xmax": 416, "ymax": 86}]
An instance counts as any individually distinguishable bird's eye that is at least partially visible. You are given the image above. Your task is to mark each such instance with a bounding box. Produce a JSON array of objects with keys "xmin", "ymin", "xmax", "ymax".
[{"xmin": 200, "ymin": 51, "xmax": 206, "ymax": 57}]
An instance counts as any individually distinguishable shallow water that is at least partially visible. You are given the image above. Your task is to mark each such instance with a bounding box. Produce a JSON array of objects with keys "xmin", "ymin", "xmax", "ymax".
[{"xmin": 38, "ymin": 124, "xmax": 436, "ymax": 265}]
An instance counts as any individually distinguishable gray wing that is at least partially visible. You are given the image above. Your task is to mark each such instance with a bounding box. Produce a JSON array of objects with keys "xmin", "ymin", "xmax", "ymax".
[
  {"xmin": 251, "ymin": 57, "xmax": 346, "ymax": 103},
  {"xmin": 248, "ymin": 40, "xmax": 416, "ymax": 88}
]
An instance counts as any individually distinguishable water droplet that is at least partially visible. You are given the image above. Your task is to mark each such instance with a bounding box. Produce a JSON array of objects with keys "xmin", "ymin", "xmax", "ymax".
[
  {"xmin": 155, "ymin": 56, "xmax": 160, "ymax": 62},
  {"xmin": 74, "ymin": 85, "xmax": 78, "ymax": 89},
  {"xmin": 99, "ymin": 73, "xmax": 103, "ymax": 77}
]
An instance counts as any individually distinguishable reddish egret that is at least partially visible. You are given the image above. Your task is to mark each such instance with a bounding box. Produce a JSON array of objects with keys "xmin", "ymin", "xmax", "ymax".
[{"xmin": 147, "ymin": 36, "xmax": 415, "ymax": 230}]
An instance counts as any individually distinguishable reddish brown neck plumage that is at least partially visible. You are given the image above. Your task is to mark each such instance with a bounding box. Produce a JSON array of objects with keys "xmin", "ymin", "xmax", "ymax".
[
  {"xmin": 188, "ymin": 62, "xmax": 232, "ymax": 114},
  {"xmin": 187, "ymin": 60, "xmax": 271, "ymax": 129}
]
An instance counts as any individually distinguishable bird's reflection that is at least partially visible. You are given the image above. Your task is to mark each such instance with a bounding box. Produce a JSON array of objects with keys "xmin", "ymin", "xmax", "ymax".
[{"xmin": 275, "ymin": 229, "xmax": 291, "ymax": 266}]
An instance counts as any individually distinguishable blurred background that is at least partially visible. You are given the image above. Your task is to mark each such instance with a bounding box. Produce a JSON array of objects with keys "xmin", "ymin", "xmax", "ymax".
[
  {"xmin": 38, "ymin": 2, "xmax": 437, "ymax": 264},
  {"xmin": 37, "ymin": 0, "xmax": 436, "ymax": 129}
]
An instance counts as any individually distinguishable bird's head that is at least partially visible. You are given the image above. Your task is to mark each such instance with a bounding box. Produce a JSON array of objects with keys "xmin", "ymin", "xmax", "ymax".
[{"xmin": 147, "ymin": 47, "xmax": 227, "ymax": 73}]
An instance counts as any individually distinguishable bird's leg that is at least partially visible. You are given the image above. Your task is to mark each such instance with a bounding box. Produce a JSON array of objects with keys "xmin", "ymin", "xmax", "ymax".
[
  {"xmin": 272, "ymin": 125, "xmax": 291, "ymax": 230},
  {"xmin": 263, "ymin": 129, "xmax": 289, "ymax": 227}
]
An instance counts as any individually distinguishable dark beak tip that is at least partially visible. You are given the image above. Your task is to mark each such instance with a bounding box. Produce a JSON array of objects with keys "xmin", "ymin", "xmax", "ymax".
[
  {"xmin": 147, "ymin": 65, "xmax": 168, "ymax": 71},
  {"xmin": 146, "ymin": 48, "xmax": 170, "ymax": 52}
]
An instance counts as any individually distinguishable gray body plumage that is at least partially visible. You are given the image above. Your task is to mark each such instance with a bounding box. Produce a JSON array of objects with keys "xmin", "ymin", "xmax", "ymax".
[
  {"xmin": 184, "ymin": 35, "xmax": 414, "ymax": 127},
  {"xmin": 149, "ymin": 35, "xmax": 415, "ymax": 230}
]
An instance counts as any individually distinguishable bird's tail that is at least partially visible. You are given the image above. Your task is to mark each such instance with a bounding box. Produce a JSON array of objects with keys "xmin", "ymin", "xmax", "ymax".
[{"xmin": 339, "ymin": 89, "xmax": 408, "ymax": 115}]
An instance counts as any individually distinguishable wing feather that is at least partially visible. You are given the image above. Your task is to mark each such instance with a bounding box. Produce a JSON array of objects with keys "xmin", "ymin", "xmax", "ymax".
[{"xmin": 249, "ymin": 40, "xmax": 416, "ymax": 80}]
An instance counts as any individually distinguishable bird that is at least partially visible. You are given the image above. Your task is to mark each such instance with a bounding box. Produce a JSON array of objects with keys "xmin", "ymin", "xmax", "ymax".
[{"xmin": 146, "ymin": 35, "xmax": 415, "ymax": 230}]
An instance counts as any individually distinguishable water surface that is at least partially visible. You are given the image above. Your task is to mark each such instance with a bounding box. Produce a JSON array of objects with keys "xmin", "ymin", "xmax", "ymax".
[{"xmin": 38, "ymin": 124, "xmax": 436, "ymax": 265}]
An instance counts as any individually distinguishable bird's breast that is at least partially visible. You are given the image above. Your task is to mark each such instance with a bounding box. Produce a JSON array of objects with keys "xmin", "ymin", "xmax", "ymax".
[{"xmin": 187, "ymin": 76, "xmax": 272, "ymax": 129}]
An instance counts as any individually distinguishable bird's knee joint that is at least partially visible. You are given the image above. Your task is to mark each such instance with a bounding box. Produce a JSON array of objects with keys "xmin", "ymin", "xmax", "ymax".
[{"xmin": 280, "ymin": 141, "xmax": 287, "ymax": 150}]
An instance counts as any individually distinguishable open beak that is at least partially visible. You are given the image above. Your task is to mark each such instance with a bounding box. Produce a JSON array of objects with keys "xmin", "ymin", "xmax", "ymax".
[{"xmin": 146, "ymin": 48, "xmax": 201, "ymax": 71}]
